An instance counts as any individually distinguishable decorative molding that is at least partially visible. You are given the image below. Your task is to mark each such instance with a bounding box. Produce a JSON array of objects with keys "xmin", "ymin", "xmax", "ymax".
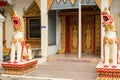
[
  {"xmin": 23, "ymin": 1, "xmax": 40, "ymax": 17},
  {"xmin": 64, "ymin": 0, "xmax": 67, "ymax": 3},
  {"xmin": 47, "ymin": 0, "xmax": 54, "ymax": 12},
  {"xmin": 57, "ymin": 0, "xmax": 61, "ymax": 4},
  {"xmin": 86, "ymin": 0, "xmax": 90, "ymax": 3},
  {"xmin": 95, "ymin": 0, "xmax": 101, "ymax": 10},
  {"xmin": 35, "ymin": 0, "xmax": 40, "ymax": 9},
  {"xmin": 58, "ymin": 16, "xmax": 66, "ymax": 54},
  {"xmin": 70, "ymin": 0, "xmax": 76, "ymax": 5}
]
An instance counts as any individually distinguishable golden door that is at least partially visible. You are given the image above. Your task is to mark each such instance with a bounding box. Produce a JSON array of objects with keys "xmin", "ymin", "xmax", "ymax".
[
  {"xmin": 82, "ymin": 14, "xmax": 101, "ymax": 54},
  {"xmin": 65, "ymin": 16, "xmax": 78, "ymax": 53}
]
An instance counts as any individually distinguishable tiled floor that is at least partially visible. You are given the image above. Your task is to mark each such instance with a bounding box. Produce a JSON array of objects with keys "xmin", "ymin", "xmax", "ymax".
[{"xmin": 0, "ymin": 53, "xmax": 100, "ymax": 80}]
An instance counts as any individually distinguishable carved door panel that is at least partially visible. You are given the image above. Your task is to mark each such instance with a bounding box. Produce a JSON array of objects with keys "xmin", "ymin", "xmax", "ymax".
[
  {"xmin": 82, "ymin": 15, "xmax": 95, "ymax": 54},
  {"xmin": 66, "ymin": 16, "xmax": 78, "ymax": 53}
]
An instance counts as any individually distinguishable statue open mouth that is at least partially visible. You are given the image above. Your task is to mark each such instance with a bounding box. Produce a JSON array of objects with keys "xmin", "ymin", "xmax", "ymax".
[{"xmin": 102, "ymin": 11, "xmax": 113, "ymax": 25}]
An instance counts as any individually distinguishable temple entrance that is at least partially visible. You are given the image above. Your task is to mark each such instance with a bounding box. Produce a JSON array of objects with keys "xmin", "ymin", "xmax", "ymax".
[
  {"xmin": 59, "ymin": 7, "xmax": 101, "ymax": 56},
  {"xmin": 65, "ymin": 16, "xmax": 78, "ymax": 53}
]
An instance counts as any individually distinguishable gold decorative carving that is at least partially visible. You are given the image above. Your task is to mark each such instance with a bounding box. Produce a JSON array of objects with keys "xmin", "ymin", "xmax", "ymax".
[
  {"xmin": 95, "ymin": 15, "xmax": 101, "ymax": 54},
  {"xmin": 23, "ymin": 1, "xmax": 40, "ymax": 17},
  {"xmin": 58, "ymin": 16, "xmax": 66, "ymax": 54},
  {"xmin": 47, "ymin": 0, "xmax": 54, "ymax": 12},
  {"xmin": 95, "ymin": 0, "xmax": 101, "ymax": 10},
  {"xmin": 64, "ymin": 0, "xmax": 67, "ymax": 3},
  {"xmin": 34, "ymin": 0, "xmax": 40, "ymax": 8},
  {"xmin": 86, "ymin": 0, "xmax": 90, "ymax": 3},
  {"xmin": 70, "ymin": 0, "xmax": 76, "ymax": 5},
  {"xmin": 57, "ymin": 0, "xmax": 61, "ymax": 4}
]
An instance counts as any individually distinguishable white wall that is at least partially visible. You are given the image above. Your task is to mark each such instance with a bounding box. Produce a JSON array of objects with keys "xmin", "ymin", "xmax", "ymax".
[{"xmin": 5, "ymin": 0, "xmax": 33, "ymax": 48}]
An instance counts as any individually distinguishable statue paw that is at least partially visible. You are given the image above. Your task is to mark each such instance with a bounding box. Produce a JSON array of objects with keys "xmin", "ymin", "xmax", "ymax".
[
  {"xmin": 104, "ymin": 65, "xmax": 109, "ymax": 68},
  {"xmin": 112, "ymin": 65, "xmax": 117, "ymax": 68}
]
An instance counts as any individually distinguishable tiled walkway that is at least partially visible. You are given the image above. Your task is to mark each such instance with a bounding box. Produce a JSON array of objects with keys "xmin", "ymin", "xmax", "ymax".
[{"xmin": 0, "ymin": 54, "xmax": 100, "ymax": 80}]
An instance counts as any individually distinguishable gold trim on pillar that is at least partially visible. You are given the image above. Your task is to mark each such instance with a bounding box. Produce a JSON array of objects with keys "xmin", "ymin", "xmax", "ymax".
[
  {"xmin": 58, "ymin": 16, "xmax": 66, "ymax": 54},
  {"xmin": 47, "ymin": 0, "xmax": 54, "ymax": 12}
]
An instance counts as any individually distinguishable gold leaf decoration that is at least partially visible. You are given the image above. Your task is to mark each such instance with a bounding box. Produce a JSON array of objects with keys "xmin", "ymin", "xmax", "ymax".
[
  {"xmin": 70, "ymin": 0, "xmax": 76, "ymax": 5},
  {"xmin": 95, "ymin": 0, "xmax": 101, "ymax": 10},
  {"xmin": 64, "ymin": 0, "xmax": 67, "ymax": 3},
  {"xmin": 47, "ymin": 0, "xmax": 54, "ymax": 12},
  {"xmin": 57, "ymin": 0, "xmax": 61, "ymax": 4}
]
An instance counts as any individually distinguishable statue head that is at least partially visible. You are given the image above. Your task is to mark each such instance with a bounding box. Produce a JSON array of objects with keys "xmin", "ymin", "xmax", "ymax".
[
  {"xmin": 12, "ymin": 12, "xmax": 22, "ymax": 31},
  {"xmin": 102, "ymin": 8, "xmax": 113, "ymax": 25}
]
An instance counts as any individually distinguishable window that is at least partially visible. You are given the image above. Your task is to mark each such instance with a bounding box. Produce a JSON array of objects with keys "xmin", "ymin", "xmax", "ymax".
[{"xmin": 28, "ymin": 18, "xmax": 41, "ymax": 39}]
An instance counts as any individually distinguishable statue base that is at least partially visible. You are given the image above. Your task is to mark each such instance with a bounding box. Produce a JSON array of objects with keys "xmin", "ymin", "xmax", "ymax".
[
  {"xmin": 96, "ymin": 62, "xmax": 120, "ymax": 80},
  {"xmin": 2, "ymin": 59, "xmax": 38, "ymax": 75}
]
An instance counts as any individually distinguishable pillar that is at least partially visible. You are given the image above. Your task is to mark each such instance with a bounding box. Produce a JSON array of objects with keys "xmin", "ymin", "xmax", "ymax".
[
  {"xmin": 78, "ymin": 1, "xmax": 82, "ymax": 58},
  {"xmin": 0, "ymin": 13, "xmax": 5, "ymax": 61},
  {"xmin": 41, "ymin": 0, "xmax": 48, "ymax": 57}
]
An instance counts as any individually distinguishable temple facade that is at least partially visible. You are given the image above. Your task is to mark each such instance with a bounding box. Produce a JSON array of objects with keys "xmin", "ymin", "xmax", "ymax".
[{"xmin": 0, "ymin": 0, "xmax": 120, "ymax": 61}]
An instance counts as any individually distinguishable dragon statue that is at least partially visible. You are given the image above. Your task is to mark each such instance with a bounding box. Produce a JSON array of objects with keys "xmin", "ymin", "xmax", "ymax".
[
  {"xmin": 8, "ymin": 12, "xmax": 32, "ymax": 63},
  {"xmin": 102, "ymin": 8, "xmax": 119, "ymax": 68}
]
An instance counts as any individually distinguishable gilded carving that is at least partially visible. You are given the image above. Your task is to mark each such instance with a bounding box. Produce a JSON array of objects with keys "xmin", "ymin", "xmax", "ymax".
[
  {"xmin": 35, "ymin": 0, "xmax": 40, "ymax": 8},
  {"xmin": 47, "ymin": 0, "xmax": 54, "ymax": 11},
  {"xmin": 23, "ymin": 1, "xmax": 40, "ymax": 17},
  {"xmin": 57, "ymin": 0, "xmax": 61, "ymax": 4},
  {"xmin": 95, "ymin": 0, "xmax": 101, "ymax": 10},
  {"xmin": 70, "ymin": 0, "xmax": 76, "ymax": 5},
  {"xmin": 58, "ymin": 16, "xmax": 66, "ymax": 54}
]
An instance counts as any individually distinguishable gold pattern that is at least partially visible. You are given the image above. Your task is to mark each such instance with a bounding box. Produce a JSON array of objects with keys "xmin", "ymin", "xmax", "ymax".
[
  {"xmin": 58, "ymin": 16, "xmax": 66, "ymax": 54},
  {"xmin": 47, "ymin": 0, "xmax": 54, "ymax": 12},
  {"xmin": 57, "ymin": 0, "xmax": 61, "ymax": 4},
  {"xmin": 70, "ymin": 0, "xmax": 76, "ymax": 5},
  {"xmin": 95, "ymin": 0, "xmax": 101, "ymax": 10},
  {"xmin": 64, "ymin": 0, "xmax": 67, "ymax": 3},
  {"xmin": 95, "ymin": 0, "xmax": 112, "ymax": 10},
  {"xmin": 23, "ymin": 1, "xmax": 40, "ymax": 17}
]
